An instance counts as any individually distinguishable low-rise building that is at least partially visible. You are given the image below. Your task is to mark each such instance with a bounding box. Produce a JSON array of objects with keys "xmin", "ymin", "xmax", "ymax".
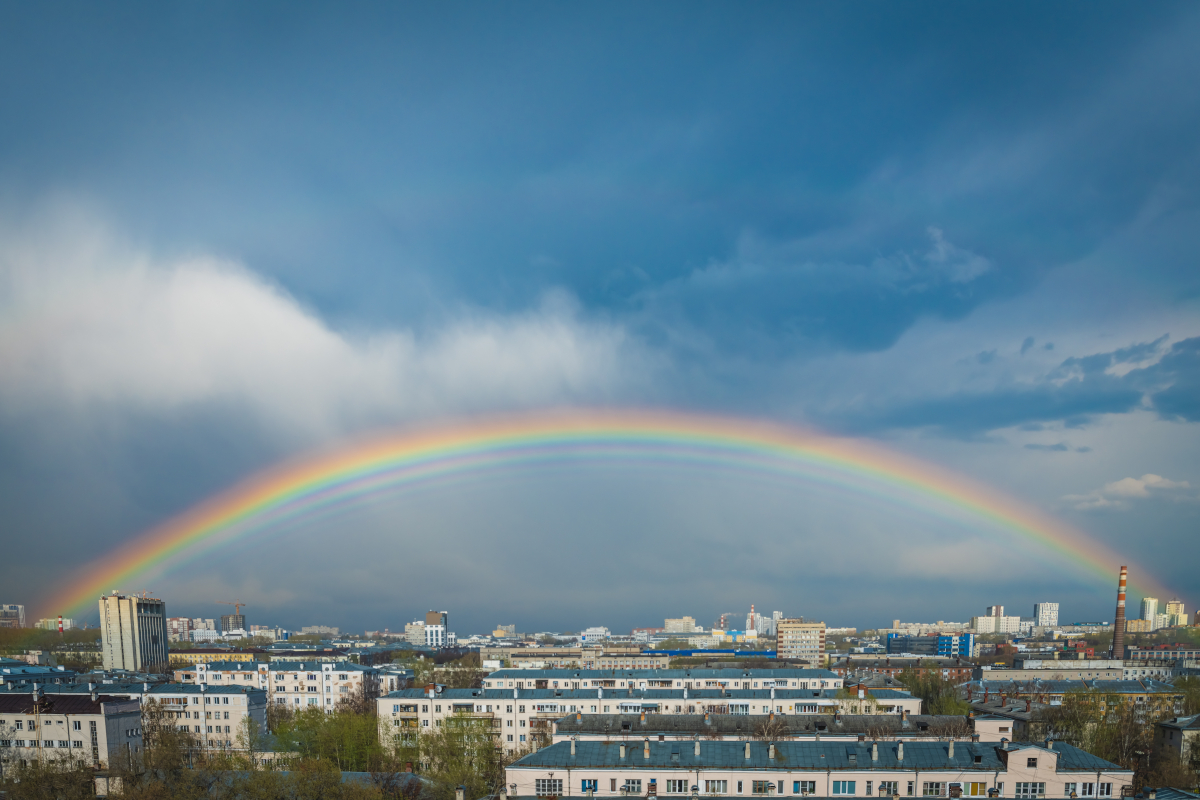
[
  {"xmin": 553, "ymin": 712, "xmax": 1008, "ymax": 743},
  {"xmin": 506, "ymin": 738, "xmax": 1132, "ymax": 799},
  {"xmin": 483, "ymin": 668, "xmax": 842, "ymax": 692},
  {"xmin": 0, "ymin": 692, "xmax": 142, "ymax": 769},
  {"xmin": 831, "ymin": 657, "xmax": 974, "ymax": 683},
  {"xmin": 168, "ymin": 648, "xmax": 262, "ymax": 665},
  {"xmin": 0, "ymin": 661, "xmax": 77, "ymax": 686},
  {"xmin": 173, "ymin": 660, "xmax": 381, "ymax": 711},
  {"xmin": 1155, "ymin": 714, "xmax": 1200, "ymax": 773},
  {"xmin": 962, "ymin": 680, "xmax": 1184, "ymax": 717},
  {"xmin": 378, "ymin": 680, "xmax": 917, "ymax": 753}
]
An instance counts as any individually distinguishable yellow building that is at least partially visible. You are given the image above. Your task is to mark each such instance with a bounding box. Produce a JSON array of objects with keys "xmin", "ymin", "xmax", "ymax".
[{"xmin": 169, "ymin": 648, "xmax": 261, "ymax": 665}]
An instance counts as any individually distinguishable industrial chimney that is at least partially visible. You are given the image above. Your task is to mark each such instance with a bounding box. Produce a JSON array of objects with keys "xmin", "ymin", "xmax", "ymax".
[{"xmin": 1110, "ymin": 566, "xmax": 1127, "ymax": 659}]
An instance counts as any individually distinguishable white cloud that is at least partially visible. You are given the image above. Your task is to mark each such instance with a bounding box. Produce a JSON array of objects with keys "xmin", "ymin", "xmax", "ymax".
[
  {"xmin": 1062, "ymin": 473, "xmax": 1192, "ymax": 511},
  {"xmin": 0, "ymin": 214, "xmax": 654, "ymax": 438}
]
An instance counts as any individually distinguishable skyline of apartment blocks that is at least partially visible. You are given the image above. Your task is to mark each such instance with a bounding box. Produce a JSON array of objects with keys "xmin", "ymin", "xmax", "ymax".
[
  {"xmin": 99, "ymin": 592, "xmax": 168, "ymax": 671},
  {"xmin": 1033, "ymin": 602, "xmax": 1059, "ymax": 627},
  {"xmin": 0, "ymin": 604, "xmax": 25, "ymax": 628},
  {"xmin": 775, "ymin": 619, "xmax": 825, "ymax": 662}
]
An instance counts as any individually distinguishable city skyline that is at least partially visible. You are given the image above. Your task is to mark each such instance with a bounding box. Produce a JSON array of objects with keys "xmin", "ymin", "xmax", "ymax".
[{"xmin": 1, "ymin": 4, "xmax": 1198, "ymax": 631}]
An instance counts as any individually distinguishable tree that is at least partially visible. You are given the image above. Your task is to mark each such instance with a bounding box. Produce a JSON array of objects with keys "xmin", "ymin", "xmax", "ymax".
[
  {"xmin": 894, "ymin": 670, "xmax": 969, "ymax": 715},
  {"xmin": 754, "ymin": 715, "xmax": 789, "ymax": 741},
  {"xmin": 418, "ymin": 713, "xmax": 507, "ymax": 800}
]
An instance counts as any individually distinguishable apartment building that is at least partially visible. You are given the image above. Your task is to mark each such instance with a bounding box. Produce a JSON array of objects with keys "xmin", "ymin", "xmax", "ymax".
[
  {"xmin": 0, "ymin": 660, "xmax": 77, "ymax": 686},
  {"xmin": 553, "ymin": 713, "xmax": 1012, "ymax": 743},
  {"xmin": 665, "ymin": 618, "xmax": 700, "ymax": 634},
  {"xmin": 99, "ymin": 592, "xmax": 168, "ymax": 672},
  {"xmin": 1155, "ymin": 714, "xmax": 1199, "ymax": 768},
  {"xmin": 776, "ymin": 621, "xmax": 825, "ymax": 663},
  {"xmin": 173, "ymin": 660, "xmax": 380, "ymax": 711},
  {"xmin": 962, "ymin": 680, "xmax": 1184, "ymax": 717},
  {"xmin": 0, "ymin": 604, "xmax": 25, "ymax": 629},
  {"xmin": 831, "ymin": 657, "xmax": 974, "ymax": 683},
  {"xmin": 378, "ymin": 681, "xmax": 918, "ymax": 753},
  {"xmin": 169, "ymin": 649, "xmax": 262, "ymax": 666},
  {"xmin": 479, "ymin": 646, "xmax": 667, "ymax": 670},
  {"xmin": 1033, "ymin": 604, "xmax": 1060, "ymax": 628},
  {"xmin": 147, "ymin": 684, "xmax": 267, "ymax": 751},
  {"xmin": 0, "ymin": 692, "xmax": 142, "ymax": 769},
  {"xmin": 506, "ymin": 739, "xmax": 1132, "ymax": 799},
  {"xmin": 482, "ymin": 668, "xmax": 842, "ymax": 691}
]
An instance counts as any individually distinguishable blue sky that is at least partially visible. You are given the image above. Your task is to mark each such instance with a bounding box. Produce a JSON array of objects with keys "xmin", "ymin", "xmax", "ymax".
[{"xmin": 1, "ymin": 2, "xmax": 1197, "ymax": 634}]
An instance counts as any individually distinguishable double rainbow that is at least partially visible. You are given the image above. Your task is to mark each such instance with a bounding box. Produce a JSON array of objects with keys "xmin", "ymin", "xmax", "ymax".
[{"xmin": 45, "ymin": 409, "xmax": 1160, "ymax": 618}]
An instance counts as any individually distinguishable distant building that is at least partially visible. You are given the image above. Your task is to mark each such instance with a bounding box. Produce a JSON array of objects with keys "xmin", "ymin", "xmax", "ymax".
[
  {"xmin": 581, "ymin": 627, "xmax": 611, "ymax": 642},
  {"xmin": 425, "ymin": 610, "xmax": 448, "ymax": 628},
  {"xmin": 404, "ymin": 621, "xmax": 425, "ymax": 646},
  {"xmin": 425, "ymin": 624, "xmax": 447, "ymax": 648},
  {"xmin": 494, "ymin": 624, "xmax": 516, "ymax": 638},
  {"xmin": 33, "ymin": 618, "xmax": 77, "ymax": 631},
  {"xmin": 665, "ymin": 617, "xmax": 698, "ymax": 633},
  {"xmin": 777, "ymin": 619, "xmax": 826, "ymax": 662},
  {"xmin": 300, "ymin": 625, "xmax": 339, "ymax": 635},
  {"xmin": 1124, "ymin": 618, "xmax": 1152, "ymax": 633},
  {"xmin": 167, "ymin": 617, "xmax": 194, "ymax": 642},
  {"xmin": 0, "ymin": 604, "xmax": 25, "ymax": 628},
  {"xmin": 1141, "ymin": 597, "xmax": 1159, "ymax": 622},
  {"xmin": 985, "ymin": 605, "xmax": 1004, "ymax": 618},
  {"xmin": 192, "ymin": 618, "xmax": 217, "ymax": 631},
  {"xmin": 1155, "ymin": 714, "xmax": 1200, "ymax": 769},
  {"xmin": 220, "ymin": 614, "xmax": 246, "ymax": 633},
  {"xmin": 99, "ymin": 592, "xmax": 168, "ymax": 672},
  {"xmin": 1033, "ymin": 603, "xmax": 1059, "ymax": 627},
  {"xmin": 1165, "ymin": 599, "xmax": 1188, "ymax": 628}
]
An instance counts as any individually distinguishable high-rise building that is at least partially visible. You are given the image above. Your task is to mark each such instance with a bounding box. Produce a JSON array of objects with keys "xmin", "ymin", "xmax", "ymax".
[
  {"xmin": 220, "ymin": 614, "xmax": 246, "ymax": 633},
  {"xmin": 100, "ymin": 592, "xmax": 168, "ymax": 671},
  {"xmin": 35, "ymin": 618, "xmax": 77, "ymax": 630},
  {"xmin": 425, "ymin": 610, "xmax": 448, "ymax": 628},
  {"xmin": 776, "ymin": 619, "xmax": 825, "ymax": 663},
  {"xmin": 405, "ymin": 621, "xmax": 425, "ymax": 646},
  {"xmin": 665, "ymin": 617, "xmax": 698, "ymax": 633},
  {"xmin": 985, "ymin": 606, "xmax": 1004, "ymax": 618},
  {"xmin": 1165, "ymin": 599, "xmax": 1187, "ymax": 628},
  {"xmin": 1140, "ymin": 597, "xmax": 1158, "ymax": 622},
  {"xmin": 1033, "ymin": 603, "xmax": 1059, "ymax": 627},
  {"xmin": 167, "ymin": 617, "xmax": 194, "ymax": 641},
  {"xmin": 0, "ymin": 604, "xmax": 26, "ymax": 628}
]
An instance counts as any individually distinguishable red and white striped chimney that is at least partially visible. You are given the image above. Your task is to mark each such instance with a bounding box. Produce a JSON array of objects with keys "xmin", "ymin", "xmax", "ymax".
[{"xmin": 1110, "ymin": 566, "xmax": 1127, "ymax": 658}]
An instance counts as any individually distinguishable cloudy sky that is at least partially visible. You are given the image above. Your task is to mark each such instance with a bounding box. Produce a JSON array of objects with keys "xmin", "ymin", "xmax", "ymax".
[{"xmin": 2, "ymin": 2, "xmax": 1198, "ymax": 635}]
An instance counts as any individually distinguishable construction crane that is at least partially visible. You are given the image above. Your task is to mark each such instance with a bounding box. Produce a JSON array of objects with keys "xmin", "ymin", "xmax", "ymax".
[{"xmin": 217, "ymin": 600, "xmax": 248, "ymax": 616}]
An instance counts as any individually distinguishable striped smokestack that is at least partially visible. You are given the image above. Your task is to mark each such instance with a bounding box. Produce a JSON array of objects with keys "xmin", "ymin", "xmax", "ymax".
[{"xmin": 1110, "ymin": 566, "xmax": 1127, "ymax": 659}]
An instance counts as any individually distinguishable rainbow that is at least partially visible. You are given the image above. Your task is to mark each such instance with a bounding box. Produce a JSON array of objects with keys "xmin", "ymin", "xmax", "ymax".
[{"xmin": 44, "ymin": 409, "xmax": 1164, "ymax": 618}]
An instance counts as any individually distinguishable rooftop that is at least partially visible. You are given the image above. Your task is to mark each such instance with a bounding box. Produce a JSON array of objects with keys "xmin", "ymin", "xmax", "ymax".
[
  {"xmin": 509, "ymin": 739, "xmax": 1127, "ymax": 772},
  {"xmin": 554, "ymin": 713, "xmax": 968, "ymax": 737}
]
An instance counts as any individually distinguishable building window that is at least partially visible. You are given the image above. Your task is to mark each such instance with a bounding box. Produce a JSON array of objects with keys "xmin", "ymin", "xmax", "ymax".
[
  {"xmin": 1014, "ymin": 784, "xmax": 1044, "ymax": 798},
  {"xmin": 907, "ymin": 783, "xmax": 915, "ymax": 797},
  {"xmin": 1026, "ymin": 758, "xmax": 1037, "ymax": 769},
  {"xmin": 753, "ymin": 782, "xmax": 774, "ymax": 795},
  {"xmin": 536, "ymin": 779, "xmax": 564, "ymax": 796},
  {"xmin": 879, "ymin": 782, "xmax": 898, "ymax": 797},
  {"xmin": 519, "ymin": 734, "xmax": 525, "ymax": 742},
  {"xmin": 967, "ymin": 784, "xmax": 987, "ymax": 797},
  {"xmin": 707, "ymin": 781, "xmax": 729, "ymax": 795},
  {"xmin": 624, "ymin": 781, "xmax": 643, "ymax": 795},
  {"xmin": 795, "ymin": 782, "xmax": 816, "ymax": 795},
  {"xmin": 922, "ymin": 784, "xmax": 945, "ymax": 797},
  {"xmin": 834, "ymin": 782, "xmax": 857, "ymax": 796},
  {"xmin": 583, "ymin": 780, "xmax": 600, "ymax": 793},
  {"xmin": 866, "ymin": 782, "xmax": 873, "ymax": 796},
  {"xmin": 1064, "ymin": 785, "xmax": 1076, "ymax": 797},
  {"xmin": 1098, "ymin": 786, "xmax": 1111, "ymax": 798},
  {"xmin": 667, "ymin": 780, "xmax": 688, "ymax": 793}
]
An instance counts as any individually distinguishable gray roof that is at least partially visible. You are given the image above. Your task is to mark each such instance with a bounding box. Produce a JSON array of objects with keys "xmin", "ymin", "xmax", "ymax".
[
  {"xmin": 0, "ymin": 694, "xmax": 134, "ymax": 714},
  {"xmin": 387, "ymin": 688, "xmax": 858, "ymax": 701},
  {"xmin": 555, "ymin": 713, "xmax": 967, "ymax": 737},
  {"xmin": 1157, "ymin": 714, "xmax": 1200, "ymax": 731},
  {"xmin": 488, "ymin": 668, "xmax": 839, "ymax": 680},
  {"xmin": 510, "ymin": 739, "xmax": 1127, "ymax": 772},
  {"xmin": 963, "ymin": 679, "xmax": 1179, "ymax": 694}
]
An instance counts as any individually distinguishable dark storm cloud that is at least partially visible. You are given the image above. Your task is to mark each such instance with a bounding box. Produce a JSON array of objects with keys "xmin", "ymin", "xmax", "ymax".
[{"xmin": 830, "ymin": 336, "xmax": 1200, "ymax": 436}]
